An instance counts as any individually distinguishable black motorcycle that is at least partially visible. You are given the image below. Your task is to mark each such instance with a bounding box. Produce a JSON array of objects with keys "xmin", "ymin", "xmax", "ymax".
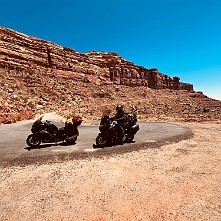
[
  {"xmin": 95, "ymin": 113, "xmax": 139, "ymax": 147},
  {"xmin": 95, "ymin": 116, "xmax": 125, "ymax": 147},
  {"xmin": 124, "ymin": 113, "xmax": 139, "ymax": 142},
  {"xmin": 26, "ymin": 116, "xmax": 82, "ymax": 148}
]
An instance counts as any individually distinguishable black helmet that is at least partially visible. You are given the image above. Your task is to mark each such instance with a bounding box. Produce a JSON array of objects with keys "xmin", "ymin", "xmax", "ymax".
[{"xmin": 116, "ymin": 105, "xmax": 123, "ymax": 112}]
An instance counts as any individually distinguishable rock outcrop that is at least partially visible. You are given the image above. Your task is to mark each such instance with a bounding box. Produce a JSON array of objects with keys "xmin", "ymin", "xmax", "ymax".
[{"xmin": 0, "ymin": 27, "xmax": 192, "ymax": 90}]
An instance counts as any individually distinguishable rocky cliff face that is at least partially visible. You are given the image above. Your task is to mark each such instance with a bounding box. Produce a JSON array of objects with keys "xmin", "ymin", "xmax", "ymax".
[
  {"xmin": 0, "ymin": 27, "xmax": 192, "ymax": 90},
  {"xmin": 0, "ymin": 26, "xmax": 220, "ymax": 124}
]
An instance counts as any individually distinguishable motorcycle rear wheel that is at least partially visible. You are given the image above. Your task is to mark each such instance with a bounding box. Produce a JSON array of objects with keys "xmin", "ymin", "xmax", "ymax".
[
  {"xmin": 26, "ymin": 134, "xmax": 41, "ymax": 147},
  {"xmin": 65, "ymin": 137, "xmax": 77, "ymax": 145}
]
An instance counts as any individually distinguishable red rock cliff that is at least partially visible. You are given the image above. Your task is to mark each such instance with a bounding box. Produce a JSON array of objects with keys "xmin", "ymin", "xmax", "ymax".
[{"xmin": 0, "ymin": 27, "xmax": 193, "ymax": 91}]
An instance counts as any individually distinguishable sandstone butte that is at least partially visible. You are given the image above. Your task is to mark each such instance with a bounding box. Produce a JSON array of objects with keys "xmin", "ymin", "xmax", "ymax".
[{"xmin": 0, "ymin": 26, "xmax": 221, "ymax": 124}]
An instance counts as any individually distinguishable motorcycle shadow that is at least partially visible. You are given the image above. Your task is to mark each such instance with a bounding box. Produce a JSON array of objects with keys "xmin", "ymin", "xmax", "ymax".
[
  {"xmin": 24, "ymin": 141, "xmax": 76, "ymax": 151},
  {"xmin": 93, "ymin": 140, "xmax": 135, "ymax": 149},
  {"xmin": 93, "ymin": 143, "xmax": 112, "ymax": 149}
]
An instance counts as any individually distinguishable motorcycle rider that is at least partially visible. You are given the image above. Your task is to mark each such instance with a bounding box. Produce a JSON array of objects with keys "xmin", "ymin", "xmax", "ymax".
[
  {"xmin": 100, "ymin": 109, "xmax": 112, "ymax": 125},
  {"xmin": 113, "ymin": 105, "xmax": 127, "ymax": 141}
]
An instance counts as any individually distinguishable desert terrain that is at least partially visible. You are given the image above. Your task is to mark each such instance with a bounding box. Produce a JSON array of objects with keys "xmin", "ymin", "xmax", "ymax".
[
  {"xmin": 0, "ymin": 122, "xmax": 221, "ymax": 221},
  {"xmin": 0, "ymin": 27, "xmax": 221, "ymax": 221}
]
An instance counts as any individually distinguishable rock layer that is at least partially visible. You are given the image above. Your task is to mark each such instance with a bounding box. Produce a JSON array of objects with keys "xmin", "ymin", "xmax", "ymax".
[{"xmin": 0, "ymin": 27, "xmax": 192, "ymax": 90}]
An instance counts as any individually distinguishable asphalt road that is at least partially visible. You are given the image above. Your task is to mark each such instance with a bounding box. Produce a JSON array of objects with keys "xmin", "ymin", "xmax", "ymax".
[{"xmin": 0, "ymin": 120, "xmax": 192, "ymax": 166}]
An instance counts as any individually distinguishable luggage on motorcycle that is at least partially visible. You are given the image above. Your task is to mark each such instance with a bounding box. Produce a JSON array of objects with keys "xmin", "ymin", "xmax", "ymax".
[{"xmin": 65, "ymin": 116, "xmax": 82, "ymax": 127}]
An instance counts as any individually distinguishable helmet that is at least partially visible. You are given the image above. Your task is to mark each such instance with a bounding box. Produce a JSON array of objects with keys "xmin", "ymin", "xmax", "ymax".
[{"xmin": 116, "ymin": 105, "xmax": 123, "ymax": 112}]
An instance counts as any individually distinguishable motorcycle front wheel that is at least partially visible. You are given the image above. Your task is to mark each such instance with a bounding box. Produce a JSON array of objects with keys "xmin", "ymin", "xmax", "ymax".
[
  {"xmin": 26, "ymin": 134, "xmax": 41, "ymax": 147},
  {"xmin": 96, "ymin": 134, "xmax": 107, "ymax": 147},
  {"xmin": 125, "ymin": 134, "xmax": 134, "ymax": 143}
]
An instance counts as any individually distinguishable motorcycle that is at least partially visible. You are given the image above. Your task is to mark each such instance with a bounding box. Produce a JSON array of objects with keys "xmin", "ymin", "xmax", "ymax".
[
  {"xmin": 124, "ymin": 113, "xmax": 139, "ymax": 142},
  {"xmin": 95, "ymin": 116, "xmax": 125, "ymax": 147},
  {"xmin": 95, "ymin": 113, "xmax": 139, "ymax": 147},
  {"xmin": 26, "ymin": 116, "xmax": 82, "ymax": 148}
]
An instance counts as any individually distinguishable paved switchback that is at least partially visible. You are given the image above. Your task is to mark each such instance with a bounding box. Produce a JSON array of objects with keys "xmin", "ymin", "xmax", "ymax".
[{"xmin": 0, "ymin": 120, "xmax": 192, "ymax": 166}]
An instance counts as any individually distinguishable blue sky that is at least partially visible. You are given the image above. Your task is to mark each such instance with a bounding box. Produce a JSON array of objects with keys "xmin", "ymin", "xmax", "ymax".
[{"xmin": 1, "ymin": 0, "xmax": 221, "ymax": 100}]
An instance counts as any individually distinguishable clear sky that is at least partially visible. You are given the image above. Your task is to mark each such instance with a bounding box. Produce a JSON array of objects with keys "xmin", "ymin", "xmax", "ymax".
[{"xmin": 1, "ymin": 0, "xmax": 221, "ymax": 100}]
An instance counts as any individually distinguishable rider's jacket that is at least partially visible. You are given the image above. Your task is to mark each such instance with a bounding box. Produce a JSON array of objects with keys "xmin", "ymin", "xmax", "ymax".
[{"xmin": 114, "ymin": 110, "xmax": 126, "ymax": 124}]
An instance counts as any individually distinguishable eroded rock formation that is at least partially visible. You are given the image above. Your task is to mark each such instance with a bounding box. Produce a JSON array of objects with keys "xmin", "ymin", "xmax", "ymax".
[
  {"xmin": 0, "ymin": 27, "xmax": 193, "ymax": 90},
  {"xmin": 1, "ymin": 26, "xmax": 220, "ymax": 124}
]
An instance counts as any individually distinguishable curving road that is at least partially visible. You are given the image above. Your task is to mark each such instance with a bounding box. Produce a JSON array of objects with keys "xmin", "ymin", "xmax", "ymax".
[{"xmin": 0, "ymin": 120, "xmax": 192, "ymax": 166}]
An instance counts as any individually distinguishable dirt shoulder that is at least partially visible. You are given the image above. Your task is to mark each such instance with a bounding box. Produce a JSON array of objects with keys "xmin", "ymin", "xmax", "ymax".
[{"xmin": 0, "ymin": 122, "xmax": 221, "ymax": 221}]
